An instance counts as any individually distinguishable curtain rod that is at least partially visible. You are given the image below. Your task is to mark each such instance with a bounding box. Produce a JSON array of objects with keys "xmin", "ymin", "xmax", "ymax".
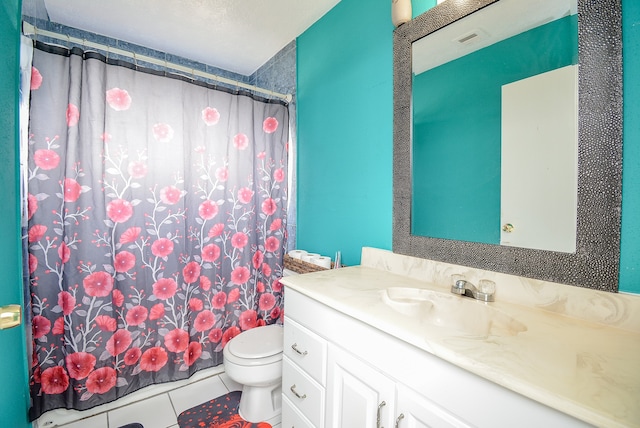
[{"xmin": 22, "ymin": 21, "xmax": 293, "ymax": 103}]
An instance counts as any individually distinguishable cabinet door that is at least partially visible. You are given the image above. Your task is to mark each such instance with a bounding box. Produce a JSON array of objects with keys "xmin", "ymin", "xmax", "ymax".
[
  {"xmin": 395, "ymin": 384, "xmax": 473, "ymax": 428},
  {"xmin": 326, "ymin": 344, "xmax": 396, "ymax": 428}
]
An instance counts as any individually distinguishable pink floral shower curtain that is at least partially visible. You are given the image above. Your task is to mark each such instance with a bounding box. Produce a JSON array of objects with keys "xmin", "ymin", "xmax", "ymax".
[{"xmin": 26, "ymin": 42, "xmax": 288, "ymax": 420}]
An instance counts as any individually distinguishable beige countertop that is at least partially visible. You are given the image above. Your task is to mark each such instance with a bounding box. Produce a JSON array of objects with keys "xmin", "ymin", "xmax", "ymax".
[{"xmin": 280, "ymin": 262, "xmax": 640, "ymax": 428}]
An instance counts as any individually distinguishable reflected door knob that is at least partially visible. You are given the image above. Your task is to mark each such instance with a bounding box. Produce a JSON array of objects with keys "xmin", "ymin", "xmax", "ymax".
[
  {"xmin": 0, "ymin": 305, "xmax": 21, "ymax": 330},
  {"xmin": 502, "ymin": 223, "xmax": 514, "ymax": 233}
]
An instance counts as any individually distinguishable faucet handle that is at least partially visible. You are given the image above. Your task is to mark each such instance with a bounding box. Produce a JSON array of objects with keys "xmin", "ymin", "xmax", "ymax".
[
  {"xmin": 451, "ymin": 275, "xmax": 466, "ymax": 295},
  {"xmin": 478, "ymin": 279, "xmax": 496, "ymax": 295}
]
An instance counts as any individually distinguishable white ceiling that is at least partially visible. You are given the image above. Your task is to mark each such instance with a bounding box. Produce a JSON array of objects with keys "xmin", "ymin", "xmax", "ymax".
[{"xmin": 40, "ymin": 0, "xmax": 340, "ymax": 76}]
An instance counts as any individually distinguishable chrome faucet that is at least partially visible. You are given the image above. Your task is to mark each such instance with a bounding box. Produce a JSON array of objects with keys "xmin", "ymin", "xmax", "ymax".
[{"xmin": 451, "ymin": 278, "xmax": 495, "ymax": 302}]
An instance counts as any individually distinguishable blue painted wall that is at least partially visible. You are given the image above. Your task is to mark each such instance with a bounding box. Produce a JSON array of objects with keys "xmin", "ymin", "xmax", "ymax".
[
  {"xmin": 412, "ymin": 16, "xmax": 577, "ymax": 244},
  {"xmin": 296, "ymin": 0, "xmax": 639, "ymax": 294}
]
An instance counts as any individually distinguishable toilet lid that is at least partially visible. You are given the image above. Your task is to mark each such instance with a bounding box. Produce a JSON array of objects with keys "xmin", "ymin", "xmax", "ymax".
[{"xmin": 227, "ymin": 324, "xmax": 283, "ymax": 359}]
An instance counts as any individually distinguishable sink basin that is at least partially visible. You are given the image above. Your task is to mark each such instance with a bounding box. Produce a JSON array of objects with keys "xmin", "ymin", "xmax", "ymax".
[{"xmin": 381, "ymin": 287, "xmax": 527, "ymax": 338}]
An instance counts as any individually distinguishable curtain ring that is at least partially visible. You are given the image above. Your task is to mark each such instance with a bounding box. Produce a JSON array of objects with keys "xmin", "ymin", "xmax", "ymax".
[{"xmin": 133, "ymin": 52, "xmax": 138, "ymax": 69}]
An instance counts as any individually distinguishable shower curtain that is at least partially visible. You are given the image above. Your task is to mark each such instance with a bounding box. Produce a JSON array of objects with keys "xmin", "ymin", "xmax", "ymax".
[{"xmin": 25, "ymin": 42, "xmax": 288, "ymax": 420}]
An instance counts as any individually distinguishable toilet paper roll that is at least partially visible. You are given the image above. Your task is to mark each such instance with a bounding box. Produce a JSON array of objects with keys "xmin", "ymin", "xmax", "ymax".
[
  {"xmin": 302, "ymin": 253, "xmax": 320, "ymax": 263},
  {"xmin": 288, "ymin": 250, "xmax": 307, "ymax": 260},
  {"xmin": 314, "ymin": 256, "xmax": 332, "ymax": 269}
]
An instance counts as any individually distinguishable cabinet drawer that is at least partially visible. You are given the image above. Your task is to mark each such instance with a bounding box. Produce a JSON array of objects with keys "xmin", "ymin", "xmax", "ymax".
[
  {"xmin": 284, "ymin": 316, "xmax": 327, "ymax": 385},
  {"xmin": 282, "ymin": 356, "xmax": 325, "ymax": 427},
  {"xmin": 282, "ymin": 395, "xmax": 316, "ymax": 428}
]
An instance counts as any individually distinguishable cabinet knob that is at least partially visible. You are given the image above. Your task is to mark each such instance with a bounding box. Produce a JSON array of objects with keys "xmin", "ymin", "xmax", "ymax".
[
  {"xmin": 395, "ymin": 413, "xmax": 405, "ymax": 428},
  {"xmin": 502, "ymin": 223, "xmax": 514, "ymax": 233},
  {"xmin": 291, "ymin": 343, "xmax": 308, "ymax": 356}
]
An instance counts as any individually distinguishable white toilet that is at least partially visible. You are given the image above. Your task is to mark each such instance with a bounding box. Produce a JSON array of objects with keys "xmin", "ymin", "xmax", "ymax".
[{"xmin": 223, "ymin": 324, "xmax": 284, "ymax": 423}]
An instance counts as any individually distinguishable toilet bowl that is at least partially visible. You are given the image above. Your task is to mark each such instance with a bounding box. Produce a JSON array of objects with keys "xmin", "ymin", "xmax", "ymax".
[{"xmin": 223, "ymin": 324, "xmax": 284, "ymax": 423}]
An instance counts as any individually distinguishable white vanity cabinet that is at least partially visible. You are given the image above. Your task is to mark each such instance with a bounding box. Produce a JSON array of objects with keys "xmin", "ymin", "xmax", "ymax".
[{"xmin": 283, "ymin": 287, "xmax": 591, "ymax": 428}]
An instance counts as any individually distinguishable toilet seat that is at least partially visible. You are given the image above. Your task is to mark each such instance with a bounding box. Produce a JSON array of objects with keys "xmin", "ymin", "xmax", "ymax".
[{"xmin": 224, "ymin": 324, "xmax": 283, "ymax": 366}]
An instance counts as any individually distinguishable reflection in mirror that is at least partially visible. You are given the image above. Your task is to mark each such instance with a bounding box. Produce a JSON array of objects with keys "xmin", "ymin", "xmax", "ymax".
[
  {"xmin": 411, "ymin": 0, "xmax": 578, "ymax": 253},
  {"xmin": 392, "ymin": 0, "xmax": 622, "ymax": 291}
]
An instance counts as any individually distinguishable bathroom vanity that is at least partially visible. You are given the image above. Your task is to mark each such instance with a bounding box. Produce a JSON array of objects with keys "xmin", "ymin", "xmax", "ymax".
[{"xmin": 280, "ymin": 249, "xmax": 640, "ymax": 428}]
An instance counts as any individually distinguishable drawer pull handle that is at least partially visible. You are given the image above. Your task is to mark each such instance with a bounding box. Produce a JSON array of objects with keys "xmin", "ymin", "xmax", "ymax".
[
  {"xmin": 377, "ymin": 401, "xmax": 386, "ymax": 428},
  {"xmin": 395, "ymin": 413, "xmax": 405, "ymax": 428},
  {"xmin": 290, "ymin": 384, "xmax": 307, "ymax": 399},
  {"xmin": 291, "ymin": 343, "xmax": 308, "ymax": 356}
]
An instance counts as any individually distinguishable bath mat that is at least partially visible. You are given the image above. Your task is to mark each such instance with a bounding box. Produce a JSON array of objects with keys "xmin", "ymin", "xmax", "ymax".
[{"xmin": 177, "ymin": 391, "xmax": 272, "ymax": 428}]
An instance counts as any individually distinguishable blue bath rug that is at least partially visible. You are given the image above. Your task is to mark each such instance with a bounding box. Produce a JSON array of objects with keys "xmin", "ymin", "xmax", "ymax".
[{"xmin": 177, "ymin": 391, "xmax": 271, "ymax": 428}]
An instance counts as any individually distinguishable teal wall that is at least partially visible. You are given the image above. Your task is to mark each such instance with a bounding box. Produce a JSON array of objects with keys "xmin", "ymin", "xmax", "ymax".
[
  {"xmin": 412, "ymin": 16, "xmax": 577, "ymax": 244},
  {"xmin": 621, "ymin": 0, "xmax": 640, "ymax": 294},
  {"xmin": 0, "ymin": 0, "xmax": 32, "ymax": 426},
  {"xmin": 297, "ymin": 0, "xmax": 640, "ymax": 294}
]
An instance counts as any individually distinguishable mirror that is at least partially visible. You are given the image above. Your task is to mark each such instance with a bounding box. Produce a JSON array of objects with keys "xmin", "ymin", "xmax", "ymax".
[{"xmin": 393, "ymin": 0, "xmax": 622, "ymax": 291}]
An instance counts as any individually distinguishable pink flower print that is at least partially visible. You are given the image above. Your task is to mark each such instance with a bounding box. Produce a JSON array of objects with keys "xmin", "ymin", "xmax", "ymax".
[
  {"xmin": 57, "ymin": 291, "xmax": 75, "ymax": 315},
  {"xmin": 270, "ymin": 218, "xmax": 282, "ymax": 231},
  {"xmin": 201, "ymin": 244, "xmax": 221, "ymax": 262},
  {"xmin": 221, "ymin": 326, "xmax": 241, "ymax": 347},
  {"xmin": 184, "ymin": 342, "xmax": 202, "ymax": 366},
  {"xmin": 208, "ymin": 328, "xmax": 223, "ymax": 343},
  {"xmin": 270, "ymin": 306, "xmax": 281, "ymax": 321},
  {"xmin": 28, "ymin": 253, "xmax": 38, "ymax": 274},
  {"xmin": 28, "ymin": 224, "xmax": 47, "ymax": 243},
  {"xmin": 231, "ymin": 266, "xmax": 250, "ymax": 285},
  {"xmin": 125, "ymin": 305, "xmax": 148, "ymax": 326},
  {"xmin": 120, "ymin": 227, "xmax": 141, "ymax": 244},
  {"xmin": 32, "ymin": 315, "xmax": 51, "ymax": 339},
  {"xmin": 27, "ymin": 193, "xmax": 38, "ymax": 220},
  {"xmin": 58, "ymin": 242, "xmax": 71, "ymax": 264},
  {"xmin": 231, "ymin": 232, "xmax": 248, "ymax": 249},
  {"xmin": 112, "ymin": 289, "xmax": 125, "ymax": 307},
  {"xmin": 151, "ymin": 238, "xmax": 174, "ymax": 257},
  {"xmin": 140, "ymin": 347, "xmax": 168, "ymax": 372},
  {"xmin": 34, "ymin": 149, "xmax": 60, "ymax": 170},
  {"xmin": 106, "ymin": 88, "xmax": 132, "ymax": 111},
  {"xmin": 114, "ymin": 251, "xmax": 136, "ymax": 273},
  {"xmin": 107, "ymin": 199, "xmax": 133, "ymax": 223},
  {"xmin": 238, "ymin": 187, "xmax": 254, "ymax": 204},
  {"xmin": 208, "ymin": 223, "xmax": 225, "ymax": 237},
  {"xmin": 252, "ymin": 250, "xmax": 264, "ymax": 269},
  {"xmin": 106, "ymin": 329, "xmax": 132, "ymax": 356},
  {"xmin": 233, "ymin": 133, "xmax": 249, "ymax": 150},
  {"xmin": 263, "ymin": 117, "xmax": 279, "ymax": 133},
  {"xmin": 257, "ymin": 151, "xmax": 266, "ymax": 159},
  {"xmin": 215, "ymin": 167, "xmax": 228, "ymax": 182},
  {"xmin": 101, "ymin": 132, "xmax": 112, "ymax": 142},
  {"xmin": 198, "ymin": 200, "xmax": 219, "ymax": 220},
  {"xmin": 228, "ymin": 288, "xmax": 240, "ymax": 303},
  {"xmin": 153, "ymin": 278, "xmax": 178, "ymax": 300},
  {"xmin": 194, "ymin": 310, "xmax": 215, "ymax": 332},
  {"xmin": 124, "ymin": 347, "xmax": 142, "ymax": 365},
  {"xmin": 261, "ymin": 198, "xmax": 277, "ymax": 216},
  {"xmin": 257, "ymin": 281, "xmax": 265, "ymax": 293},
  {"xmin": 86, "ymin": 367, "xmax": 117, "ymax": 394},
  {"xmin": 95, "ymin": 315, "xmax": 117, "ymax": 332},
  {"xmin": 83, "ymin": 271, "xmax": 114, "ymax": 297},
  {"xmin": 66, "ymin": 352, "xmax": 96, "ymax": 380},
  {"xmin": 164, "ymin": 328, "xmax": 189, "ymax": 353},
  {"xmin": 194, "ymin": 145, "xmax": 206, "ymax": 154},
  {"xmin": 211, "ymin": 291, "xmax": 227, "ymax": 310},
  {"xmin": 183, "ymin": 261, "xmax": 201, "ymax": 283},
  {"xmin": 40, "ymin": 366, "xmax": 69, "ymax": 395},
  {"xmin": 188, "ymin": 298, "xmax": 203, "ymax": 311},
  {"xmin": 66, "ymin": 103, "xmax": 79, "ymax": 127},
  {"xmin": 272, "ymin": 278, "xmax": 283, "ymax": 293},
  {"xmin": 239, "ymin": 310, "xmax": 258, "ymax": 331},
  {"xmin": 262, "ymin": 263, "xmax": 272, "ymax": 277},
  {"xmin": 265, "ymin": 236, "xmax": 280, "ymax": 253},
  {"xmin": 127, "ymin": 161, "xmax": 148, "ymax": 179},
  {"xmin": 259, "ymin": 293, "xmax": 276, "ymax": 312},
  {"xmin": 63, "ymin": 178, "xmax": 82, "ymax": 202},
  {"xmin": 31, "ymin": 67, "xmax": 42, "ymax": 90},
  {"xmin": 199, "ymin": 275, "xmax": 211, "ymax": 291},
  {"xmin": 273, "ymin": 168, "xmax": 285, "ymax": 183},
  {"xmin": 160, "ymin": 186, "xmax": 182, "ymax": 205},
  {"xmin": 202, "ymin": 107, "xmax": 220, "ymax": 125},
  {"xmin": 152, "ymin": 123, "xmax": 174, "ymax": 143},
  {"xmin": 52, "ymin": 317, "xmax": 65, "ymax": 335},
  {"xmin": 149, "ymin": 303, "xmax": 165, "ymax": 320}
]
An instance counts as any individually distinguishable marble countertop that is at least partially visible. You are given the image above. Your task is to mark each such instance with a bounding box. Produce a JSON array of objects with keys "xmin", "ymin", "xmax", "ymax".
[{"xmin": 280, "ymin": 265, "xmax": 640, "ymax": 428}]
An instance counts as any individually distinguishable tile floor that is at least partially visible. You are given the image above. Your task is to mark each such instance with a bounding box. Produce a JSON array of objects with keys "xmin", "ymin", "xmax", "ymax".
[{"xmin": 53, "ymin": 372, "xmax": 281, "ymax": 428}]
